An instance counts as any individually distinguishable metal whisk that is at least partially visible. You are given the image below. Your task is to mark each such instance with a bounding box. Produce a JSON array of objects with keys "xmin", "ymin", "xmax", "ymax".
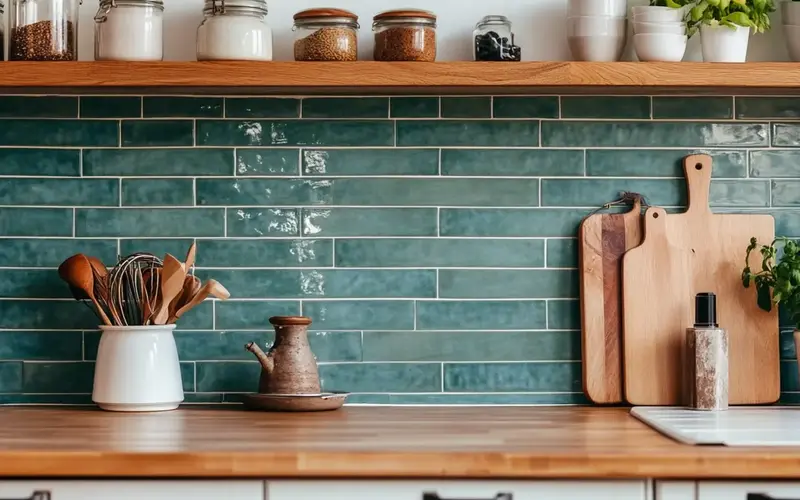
[{"xmin": 106, "ymin": 253, "xmax": 163, "ymax": 326}]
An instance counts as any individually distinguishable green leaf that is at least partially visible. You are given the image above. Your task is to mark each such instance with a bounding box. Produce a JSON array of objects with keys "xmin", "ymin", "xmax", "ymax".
[
  {"xmin": 757, "ymin": 281, "xmax": 773, "ymax": 312},
  {"xmin": 742, "ymin": 267, "xmax": 752, "ymax": 287},
  {"xmin": 692, "ymin": 1, "xmax": 710, "ymax": 20},
  {"xmin": 720, "ymin": 0, "xmax": 731, "ymax": 9},
  {"xmin": 665, "ymin": 0, "xmax": 682, "ymax": 8}
]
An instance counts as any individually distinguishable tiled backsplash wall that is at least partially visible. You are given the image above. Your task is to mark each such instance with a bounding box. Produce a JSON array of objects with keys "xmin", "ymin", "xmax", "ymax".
[{"xmin": 0, "ymin": 93, "xmax": 798, "ymax": 405}]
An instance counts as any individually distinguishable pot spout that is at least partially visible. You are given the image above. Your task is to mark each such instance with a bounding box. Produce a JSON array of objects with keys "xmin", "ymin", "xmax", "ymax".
[{"xmin": 245, "ymin": 342, "xmax": 274, "ymax": 374}]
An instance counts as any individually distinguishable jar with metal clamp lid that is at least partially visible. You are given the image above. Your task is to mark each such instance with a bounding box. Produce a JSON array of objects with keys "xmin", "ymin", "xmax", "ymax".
[
  {"xmin": 9, "ymin": 0, "xmax": 81, "ymax": 60},
  {"xmin": 196, "ymin": 0, "xmax": 273, "ymax": 61},
  {"xmin": 94, "ymin": 0, "xmax": 164, "ymax": 61}
]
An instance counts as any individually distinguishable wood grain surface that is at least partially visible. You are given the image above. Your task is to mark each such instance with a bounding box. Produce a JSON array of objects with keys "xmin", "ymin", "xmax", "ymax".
[
  {"xmin": 580, "ymin": 199, "xmax": 643, "ymax": 404},
  {"xmin": 0, "ymin": 407, "xmax": 799, "ymax": 479}
]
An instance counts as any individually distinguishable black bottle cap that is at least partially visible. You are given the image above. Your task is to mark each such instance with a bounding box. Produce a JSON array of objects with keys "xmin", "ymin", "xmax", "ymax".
[{"xmin": 695, "ymin": 292, "xmax": 718, "ymax": 328}]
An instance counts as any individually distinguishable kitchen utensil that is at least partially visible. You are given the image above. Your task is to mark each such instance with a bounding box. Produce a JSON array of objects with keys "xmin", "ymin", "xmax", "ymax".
[
  {"xmin": 170, "ymin": 279, "xmax": 229, "ymax": 322},
  {"xmin": 58, "ymin": 254, "xmax": 113, "ymax": 326},
  {"xmin": 241, "ymin": 392, "xmax": 348, "ymax": 412},
  {"xmin": 634, "ymin": 33, "xmax": 688, "ymax": 61},
  {"xmin": 579, "ymin": 195, "xmax": 643, "ymax": 404},
  {"xmin": 184, "ymin": 242, "xmax": 197, "ymax": 270},
  {"xmin": 86, "ymin": 256, "xmax": 108, "ymax": 278},
  {"xmin": 169, "ymin": 274, "xmax": 199, "ymax": 319},
  {"xmin": 622, "ymin": 207, "xmax": 695, "ymax": 405},
  {"xmin": 152, "ymin": 254, "xmax": 186, "ymax": 325}
]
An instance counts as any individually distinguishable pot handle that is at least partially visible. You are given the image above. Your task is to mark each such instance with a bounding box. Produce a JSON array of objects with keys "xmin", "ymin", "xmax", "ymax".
[
  {"xmin": 422, "ymin": 494, "xmax": 512, "ymax": 500},
  {"xmin": 0, "ymin": 492, "xmax": 50, "ymax": 500}
]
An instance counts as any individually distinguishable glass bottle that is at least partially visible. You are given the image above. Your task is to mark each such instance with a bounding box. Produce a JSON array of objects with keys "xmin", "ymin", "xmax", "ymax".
[
  {"xmin": 197, "ymin": 0, "xmax": 273, "ymax": 61},
  {"xmin": 474, "ymin": 15, "xmax": 521, "ymax": 61},
  {"xmin": 94, "ymin": 0, "xmax": 164, "ymax": 61},
  {"xmin": 9, "ymin": 0, "xmax": 81, "ymax": 60},
  {"xmin": 293, "ymin": 8, "xmax": 359, "ymax": 61},
  {"xmin": 373, "ymin": 9, "xmax": 437, "ymax": 62}
]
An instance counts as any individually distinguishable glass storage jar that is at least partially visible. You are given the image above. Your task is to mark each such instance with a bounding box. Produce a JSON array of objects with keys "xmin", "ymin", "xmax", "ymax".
[
  {"xmin": 9, "ymin": 0, "xmax": 80, "ymax": 60},
  {"xmin": 373, "ymin": 9, "xmax": 436, "ymax": 62},
  {"xmin": 473, "ymin": 15, "xmax": 521, "ymax": 61},
  {"xmin": 196, "ymin": 0, "xmax": 273, "ymax": 61},
  {"xmin": 95, "ymin": 0, "xmax": 164, "ymax": 61},
  {"xmin": 293, "ymin": 8, "xmax": 359, "ymax": 61}
]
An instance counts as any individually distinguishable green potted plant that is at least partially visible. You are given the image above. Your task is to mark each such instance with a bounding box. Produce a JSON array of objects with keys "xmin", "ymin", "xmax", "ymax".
[{"xmin": 689, "ymin": 0, "xmax": 775, "ymax": 61}]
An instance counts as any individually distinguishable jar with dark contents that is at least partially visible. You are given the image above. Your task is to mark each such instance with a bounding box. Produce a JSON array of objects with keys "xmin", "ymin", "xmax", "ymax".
[
  {"xmin": 474, "ymin": 15, "xmax": 521, "ymax": 61},
  {"xmin": 10, "ymin": 0, "xmax": 80, "ymax": 60},
  {"xmin": 293, "ymin": 8, "xmax": 359, "ymax": 61},
  {"xmin": 373, "ymin": 9, "xmax": 436, "ymax": 62}
]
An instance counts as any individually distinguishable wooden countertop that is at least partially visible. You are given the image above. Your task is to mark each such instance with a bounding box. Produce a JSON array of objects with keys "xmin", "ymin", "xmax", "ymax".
[{"xmin": 1, "ymin": 406, "xmax": 799, "ymax": 479}]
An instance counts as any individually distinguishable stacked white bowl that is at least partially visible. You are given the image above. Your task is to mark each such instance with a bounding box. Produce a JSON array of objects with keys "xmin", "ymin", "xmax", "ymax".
[
  {"xmin": 567, "ymin": 0, "xmax": 628, "ymax": 61},
  {"xmin": 782, "ymin": 1, "xmax": 800, "ymax": 61},
  {"xmin": 632, "ymin": 6, "xmax": 688, "ymax": 61}
]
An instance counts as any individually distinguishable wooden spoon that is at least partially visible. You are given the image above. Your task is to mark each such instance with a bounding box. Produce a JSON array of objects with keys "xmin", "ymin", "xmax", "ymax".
[
  {"xmin": 170, "ymin": 279, "xmax": 230, "ymax": 323},
  {"xmin": 152, "ymin": 254, "xmax": 186, "ymax": 325},
  {"xmin": 169, "ymin": 275, "xmax": 199, "ymax": 319},
  {"xmin": 86, "ymin": 256, "xmax": 108, "ymax": 278},
  {"xmin": 184, "ymin": 242, "xmax": 197, "ymax": 271},
  {"xmin": 58, "ymin": 254, "xmax": 112, "ymax": 326}
]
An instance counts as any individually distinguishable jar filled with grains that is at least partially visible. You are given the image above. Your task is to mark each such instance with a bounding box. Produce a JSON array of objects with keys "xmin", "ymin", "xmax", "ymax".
[
  {"xmin": 196, "ymin": 0, "xmax": 273, "ymax": 61},
  {"xmin": 372, "ymin": 9, "xmax": 436, "ymax": 62},
  {"xmin": 293, "ymin": 8, "xmax": 359, "ymax": 61},
  {"xmin": 94, "ymin": 0, "xmax": 164, "ymax": 61},
  {"xmin": 9, "ymin": 0, "xmax": 80, "ymax": 61}
]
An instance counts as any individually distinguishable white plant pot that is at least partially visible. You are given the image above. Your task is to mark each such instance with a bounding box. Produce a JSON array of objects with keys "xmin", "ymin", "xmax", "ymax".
[
  {"xmin": 700, "ymin": 24, "xmax": 750, "ymax": 62},
  {"xmin": 92, "ymin": 325, "xmax": 184, "ymax": 412}
]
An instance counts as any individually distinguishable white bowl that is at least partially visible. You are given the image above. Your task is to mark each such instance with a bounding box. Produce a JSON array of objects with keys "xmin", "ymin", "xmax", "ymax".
[
  {"xmin": 568, "ymin": 0, "xmax": 627, "ymax": 18},
  {"xmin": 567, "ymin": 16, "xmax": 627, "ymax": 37},
  {"xmin": 783, "ymin": 1, "xmax": 800, "ymax": 26},
  {"xmin": 633, "ymin": 8, "xmax": 687, "ymax": 23},
  {"xmin": 569, "ymin": 35, "xmax": 627, "ymax": 61},
  {"xmin": 634, "ymin": 33, "xmax": 688, "ymax": 61},
  {"xmin": 785, "ymin": 24, "xmax": 800, "ymax": 61},
  {"xmin": 634, "ymin": 20, "xmax": 686, "ymax": 35}
]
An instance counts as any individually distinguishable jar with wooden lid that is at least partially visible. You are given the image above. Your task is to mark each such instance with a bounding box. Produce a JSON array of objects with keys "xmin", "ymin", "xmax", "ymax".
[
  {"xmin": 372, "ymin": 9, "xmax": 436, "ymax": 62},
  {"xmin": 293, "ymin": 8, "xmax": 359, "ymax": 61},
  {"xmin": 9, "ymin": 0, "xmax": 81, "ymax": 60}
]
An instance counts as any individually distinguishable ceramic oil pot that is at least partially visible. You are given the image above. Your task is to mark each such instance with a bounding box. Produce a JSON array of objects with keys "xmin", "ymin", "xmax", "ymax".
[{"xmin": 245, "ymin": 316, "xmax": 321, "ymax": 394}]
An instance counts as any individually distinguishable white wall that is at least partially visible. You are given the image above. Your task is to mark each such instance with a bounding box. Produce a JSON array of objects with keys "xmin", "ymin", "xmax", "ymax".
[{"xmin": 76, "ymin": 0, "xmax": 790, "ymax": 61}]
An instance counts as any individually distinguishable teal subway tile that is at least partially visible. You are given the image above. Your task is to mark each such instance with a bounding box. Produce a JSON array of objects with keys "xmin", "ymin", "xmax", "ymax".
[
  {"xmin": 174, "ymin": 301, "xmax": 213, "ymax": 330},
  {"xmin": 143, "ymin": 97, "xmax": 223, "ymax": 118},
  {"xmin": 196, "ymin": 269, "xmax": 435, "ymax": 299},
  {"xmin": 710, "ymin": 180, "xmax": 769, "ymax": 207},
  {"xmin": 363, "ymin": 330, "xmax": 581, "ymax": 362},
  {"xmin": 772, "ymin": 123, "xmax": 800, "ymax": 147},
  {"xmin": 320, "ymin": 363, "xmax": 441, "ymax": 393},
  {"xmin": 444, "ymin": 362, "xmax": 581, "ymax": 392},
  {"xmin": 302, "ymin": 97, "xmax": 389, "ymax": 118},
  {"xmin": 237, "ymin": 149, "xmax": 299, "ymax": 176},
  {"xmin": 197, "ymin": 179, "xmax": 331, "ymax": 206},
  {"xmin": 181, "ymin": 362, "xmax": 195, "ymax": 392},
  {"xmin": 122, "ymin": 120, "xmax": 194, "ymax": 147},
  {"xmin": 441, "ymin": 149, "xmax": 584, "ymax": 177},
  {"xmin": 390, "ymin": 97, "xmax": 439, "ymax": 118},
  {"xmin": 653, "ymin": 96, "xmax": 733, "ymax": 119},
  {"xmin": 23, "ymin": 362, "xmax": 94, "ymax": 393},
  {"xmin": 0, "ymin": 301, "xmax": 101, "ymax": 329},
  {"xmin": 781, "ymin": 305, "xmax": 799, "ymax": 330},
  {"xmin": 776, "ymin": 212, "xmax": 800, "ymax": 237},
  {"xmin": 197, "ymin": 120, "xmax": 394, "ymax": 147},
  {"xmin": 438, "ymin": 269, "xmax": 579, "ymax": 299},
  {"xmin": 781, "ymin": 360, "xmax": 799, "ymax": 391},
  {"xmin": 0, "ymin": 178, "xmax": 118, "ymax": 206},
  {"xmin": 493, "ymin": 96, "xmax": 558, "ymax": 118},
  {"xmin": 397, "ymin": 120, "xmax": 538, "ymax": 147},
  {"xmin": 0, "ymin": 269, "xmax": 69, "ymax": 298},
  {"xmin": 335, "ymin": 239, "xmax": 544, "ymax": 268},
  {"xmin": 773, "ymin": 181, "xmax": 800, "ymax": 207},
  {"xmin": 440, "ymin": 209, "xmax": 589, "ymax": 237},
  {"xmin": 225, "ymin": 97, "xmax": 300, "ymax": 118},
  {"xmin": 196, "ymin": 362, "xmax": 260, "ymax": 392},
  {"xmin": 781, "ymin": 330, "xmax": 796, "ymax": 359},
  {"xmin": 121, "ymin": 179, "xmax": 194, "ymax": 206},
  {"xmin": 80, "ymin": 96, "xmax": 141, "ymax": 118},
  {"xmin": 302, "ymin": 208, "xmax": 437, "ymax": 237},
  {"xmin": 388, "ymin": 393, "xmax": 590, "ymax": 405},
  {"xmin": 0, "ymin": 120, "xmax": 118, "ymax": 146},
  {"xmin": 215, "ymin": 301, "xmax": 301, "ymax": 330},
  {"xmin": 175, "ymin": 330, "xmax": 361, "ymax": 362},
  {"xmin": 561, "ymin": 96, "xmax": 650, "ymax": 119},
  {"xmin": 736, "ymin": 97, "xmax": 800, "ymax": 119},
  {"xmin": 0, "ymin": 208, "xmax": 73, "ymax": 236},
  {"xmin": 0, "ymin": 96, "xmax": 77, "ymax": 118},
  {"xmin": 344, "ymin": 394, "xmax": 391, "ymax": 404},
  {"xmin": 0, "ymin": 149, "xmax": 80, "ymax": 176},
  {"xmin": 199, "ymin": 239, "xmax": 332, "ymax": 268},
  {"xmin": 416, "ymin": 300, "xmax": 547, "ymax": 330},
  {"xmin": 548, "ymin": 300, "xmax": 580, "ymax": 329},
  {"xmin": 543, "ymin": 121, "xmax": 768, "ymax": 147},
  {"xmin": 0, "ymin": 362, "xmax": 22, "ymax": 392},
  {"xmin": 751, "ymin": 150, "xmax": 800, "ymax": 177},
  {"xmin": 781, "ymin": 392, "xmax": 800, "ymax": 405},
  {"xmin": 76, "ymin": 208, "xmax": 224, "ymax": 237},
  {"xmin": 441, "ymin": 97, "xmax": 491, "ymax": 118},
  {"xmin": 302, "ymin": 149, "xmax": 438, "ymax": 176},
  {"xmin": 303, "ymin": 300, "xmax": 414, "ymax": 330},
  {"xmin": 0, "ymin": 239, "xmax": 116, "ymax": 267},
  {"xmin": 547, "ymin": 239, "xmax": 578, "ymax": 268},
  {"xmin": 119, "ymin": 238, "xmax": 194, "ymax": 259},
  {"xmin": 226, "ymin": 208, "xmax": 299, "ymax": 237},
  {"xmin": 586, "ymin": 149, "xmax": 747, "ymax": 178},
  {"xmin": 0, "ymin": 394, "xmax": 92, "ymax": 404},
  {"xmin": 84, "ymin": 149, "xmax": 233, "ymax": 176},
  {"xmin": 184, "ymin": 394, "xmax": 225, "ymax": 403}
]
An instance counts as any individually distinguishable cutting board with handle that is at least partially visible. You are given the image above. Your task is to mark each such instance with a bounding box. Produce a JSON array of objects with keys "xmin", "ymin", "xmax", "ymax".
[
  {"xmin": 623, "ymin": 154, "xmax": 779, "ymax": 405},
  {"xmin": 579, "ymin": 195, "xmax": 643, "ymax": 404}
]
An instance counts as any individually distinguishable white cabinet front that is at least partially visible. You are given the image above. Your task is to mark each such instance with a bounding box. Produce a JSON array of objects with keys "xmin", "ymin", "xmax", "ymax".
[{"xmin": 0, "ymin": 481, "xmax": 264, "ymax": 500}]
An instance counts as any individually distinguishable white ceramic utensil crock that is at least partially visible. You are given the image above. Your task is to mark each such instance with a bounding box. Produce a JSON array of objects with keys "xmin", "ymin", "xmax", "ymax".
[{"xmin": 92, "ymin": 324, "xmax": 184, "ymax": 412}]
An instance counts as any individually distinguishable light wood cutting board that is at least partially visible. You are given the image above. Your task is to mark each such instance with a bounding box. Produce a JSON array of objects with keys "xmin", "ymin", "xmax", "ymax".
[
  {"xmin": 622, "ymin": 154, "xmax": 779, "ymax": 406},
  {"xmin": 579, "ymin": 197, "xmax": 643, "ymax": 404}
]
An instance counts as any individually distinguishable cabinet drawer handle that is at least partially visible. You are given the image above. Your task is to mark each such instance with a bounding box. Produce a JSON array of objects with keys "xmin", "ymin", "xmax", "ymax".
[
  {"xmin": 748, "ymin": 494, "xmax": 800, "ymax": 500},
  {"xmin": 423, "ymin": 493, "xmax": 512, "ymax": 500},
  {"xmin": 0, "ymin": 492, "xmax": 50, "ymax": 500}
]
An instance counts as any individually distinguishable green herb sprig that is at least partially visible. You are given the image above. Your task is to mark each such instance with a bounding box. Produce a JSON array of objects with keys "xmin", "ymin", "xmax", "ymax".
[
  {"xmin": 689, "ymin": 0, "xmax": 775, "ymax": 33},
  {"xmin": 742, "ymin": 237, "xmax": 800, "ymax": 330}
]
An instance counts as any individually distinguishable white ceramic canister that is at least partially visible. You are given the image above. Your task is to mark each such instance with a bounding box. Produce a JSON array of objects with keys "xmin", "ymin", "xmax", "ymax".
[
  {"xmin": 700, "ymin": 23, "xmax": 750, "ymax": 62},
  {"xmin": 92, "ymin": 324, "xmax": 184, "ymax": 412},
  {"xmin": 196, "ymin": 0, "xmax": 273, "ymax": 61},
  {"xmin": 94, "ymin": 0, "xmax": 164, "ymax": 61}
]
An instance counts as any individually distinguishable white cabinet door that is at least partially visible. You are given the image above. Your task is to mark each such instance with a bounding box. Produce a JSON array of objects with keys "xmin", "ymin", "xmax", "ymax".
[
  {"xmin": 268, "ymin": 480, "xmax": 648, "ymax": 500},
  {"xmin": 0, "ymin": 481, "xmax": 264, "ymax": 500},
  {"xmin": 699, "ymin": 482, "xmax": 800, "ymax": 500},
  {"xmin": 656, "ymin": 481, "xmax": 695, "ymax": 500}
]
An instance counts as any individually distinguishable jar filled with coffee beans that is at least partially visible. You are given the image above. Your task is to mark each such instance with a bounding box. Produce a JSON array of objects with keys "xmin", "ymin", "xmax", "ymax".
[
  {"xmin": 293, "ymin": 8, "xmax": 359, "ymax": 61},
  {"xmin": 474, "ymin": 15, "xmax": 521, "ymax": 61},
  {"xmin": 9, "ymin": 0, "xmax": 80, "ymax": 60},
  {"xmin": 373, "ymin": 9, "xmax": 436, "ymax": 62}
]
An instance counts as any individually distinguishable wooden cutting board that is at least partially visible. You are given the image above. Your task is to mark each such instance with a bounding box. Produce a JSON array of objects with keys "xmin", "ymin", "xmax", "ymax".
[
  {"xmin": 579, "ymin": 197, "xmax": 643, "ymax": 404},
  {"xmin": 622, "ymin": 154, "xmax": 779, "ymax": 405}
]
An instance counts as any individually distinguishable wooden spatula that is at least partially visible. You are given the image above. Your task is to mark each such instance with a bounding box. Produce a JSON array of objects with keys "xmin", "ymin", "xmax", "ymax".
[
  {"xmin": 152, "ymin": 254, "xmax": 186, "ymax": 325},
  {"xmin": 169, "ymin": 279, "xmax": 230, "ymax": 323}
]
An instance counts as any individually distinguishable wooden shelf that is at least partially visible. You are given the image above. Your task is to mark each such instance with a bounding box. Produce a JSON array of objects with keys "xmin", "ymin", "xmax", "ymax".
[{"xmin": 3, "ymin": 61, "xmax": 800, "ymax": 94}]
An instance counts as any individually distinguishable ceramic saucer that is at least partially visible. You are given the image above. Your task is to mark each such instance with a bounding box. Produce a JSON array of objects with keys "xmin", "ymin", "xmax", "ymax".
[{"xmin": 241, "ymin": 392, "xmax": 348, "ymax": 412}]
